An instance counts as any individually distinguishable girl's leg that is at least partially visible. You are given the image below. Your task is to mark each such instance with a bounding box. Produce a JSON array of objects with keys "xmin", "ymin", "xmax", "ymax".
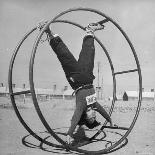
[
  {"xmin": 78, "ymin": 35, "xmax": 95, "ymax": 75},
  {"xmin": 49, "ymin": 36, "xmax": 79, "ymax": 77},
  {"xmin": 77, "ymin": 22, "xmax": 104, "ymax": 75}
]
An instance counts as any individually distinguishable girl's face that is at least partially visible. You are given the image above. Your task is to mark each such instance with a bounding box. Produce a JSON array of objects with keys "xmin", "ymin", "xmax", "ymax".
[{"xmin": 86, "ymin": 108, "xmax": 96, "ymax": 124}]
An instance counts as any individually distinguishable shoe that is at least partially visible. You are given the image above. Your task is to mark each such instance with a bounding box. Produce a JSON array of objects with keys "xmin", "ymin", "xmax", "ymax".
[
  {"xmin": 44, "ymin": 27, "xmax": 52, "ymax": 35},
  {"xmin": 37, "ymin": 21, "xmax": 54, "ymax": 38},
  {"xmin": 37, "ymin": 21, "xmax": 48, "ymax": 31},
  {"xmin": 86, "ymin": 22, "xmax": 104, "ymax": 33}
]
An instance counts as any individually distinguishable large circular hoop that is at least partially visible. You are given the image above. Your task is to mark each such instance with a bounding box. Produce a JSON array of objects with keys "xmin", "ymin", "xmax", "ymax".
[
  {"xmin": 8, "ymin": 21, "xmax": 119, "ymax": 154},
  {"xmin": 8, "ymin": 7, "xmax": 142, "ymax": 154},
  {"xmin": 8, "ymin": 27, "xmax": 67, "ymax": 149},
  {"xmin": 29, "ymin": 7, "xmax": 142, "ymax": 154},
  {"xmin": 7, "ymin": 21, "xmax": 115, "ymax": 154}
]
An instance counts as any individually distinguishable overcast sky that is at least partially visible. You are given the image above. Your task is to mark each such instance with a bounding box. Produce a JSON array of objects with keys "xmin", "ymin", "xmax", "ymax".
[{"xmin": 0, "ymin": 0, "xmax": 155, "ymax": 93}]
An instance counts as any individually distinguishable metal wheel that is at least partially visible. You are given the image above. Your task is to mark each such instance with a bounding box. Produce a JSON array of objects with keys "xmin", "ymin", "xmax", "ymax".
[{"xmin": 9, "ymin": 7, "xmax": 142, "ymax": 154}]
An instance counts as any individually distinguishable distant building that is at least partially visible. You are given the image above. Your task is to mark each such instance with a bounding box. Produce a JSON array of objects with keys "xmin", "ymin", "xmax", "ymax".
[
  {"xmin": 35, "ymin": 88, "xmax": 63, "ymax": 99},
  {"xmin": 0, "ymin": 87, "xmax": 9, "ymax": 97},
  {"xmin": 142, "ymin": 91, "xmax": 155, "ymax": 100},
  {"xmin": 123, "ymin": 91, "xmax": 155, "ymax": 101},
  {"xmin": 63, "ymin": 89, "xmax": 74, "ymax": 100}
]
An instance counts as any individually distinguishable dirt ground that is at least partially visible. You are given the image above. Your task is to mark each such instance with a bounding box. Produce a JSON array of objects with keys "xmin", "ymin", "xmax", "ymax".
[{"xmin": 0, "ymin": 97, "xmax": 155, "ymax": 155}]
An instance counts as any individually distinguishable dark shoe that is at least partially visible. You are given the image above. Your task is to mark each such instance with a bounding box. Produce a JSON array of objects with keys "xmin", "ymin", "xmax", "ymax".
[
  {"xmin": 37, "ymin": 21, "xmax": 48, "ymax": 31},
  {"xmin": 86, "ymin": 22, "xmax": 104, "ymax": 33}
]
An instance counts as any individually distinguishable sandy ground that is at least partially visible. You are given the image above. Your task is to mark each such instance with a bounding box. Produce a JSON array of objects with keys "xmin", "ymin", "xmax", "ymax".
[{"xmin": 0, "ymin": 97, "xmax": 155, "ymax": 155}]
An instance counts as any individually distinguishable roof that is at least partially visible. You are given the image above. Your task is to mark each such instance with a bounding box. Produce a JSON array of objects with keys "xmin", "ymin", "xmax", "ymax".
[
  {"xmin": 0, "ymin": 87, "xmax": 63, "ymax": 95},
  {"xmin": 35, "ymin": 88, "xmax": 53, "ymax": 95},
  {"xmin": 0, "ymin": 87, "xmax": 30, "ymax": 94},
  {"xmin": 35, "ymin": 88, "xmax": 63, "ymax": 95},
  {"xmin": 124, "ymin": 91, "xmax": 138, "ymax": 98},
  {"xmin": 124, "ymin": 91, "xmax": 155, "ymax": 98}
]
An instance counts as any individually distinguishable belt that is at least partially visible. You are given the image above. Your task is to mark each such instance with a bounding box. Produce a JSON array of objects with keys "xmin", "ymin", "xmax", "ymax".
[{"xmin": 72, "ymin": 84, "xmax": 93, "ymax": 96}]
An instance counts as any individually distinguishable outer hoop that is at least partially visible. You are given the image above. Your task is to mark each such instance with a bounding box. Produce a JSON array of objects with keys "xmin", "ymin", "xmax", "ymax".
[
  {"xmin": 8, "ymin": 27, "xmax": 66, "ymax": 149},
  {"xmin": 7, "ymin": 20, "xmax": 114, "ymax": 154},
  {"xmin": 29, "ymin": 7, "xmax": 142, "ymax": 154},
  {"xmin": 8, "ymin": 7, "xmax": 142, "ymax": 154}
]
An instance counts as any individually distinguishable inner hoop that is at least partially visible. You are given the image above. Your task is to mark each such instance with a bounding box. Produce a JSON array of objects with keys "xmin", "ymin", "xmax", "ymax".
[{"xmin": 29, "ymin": 7, "xmax": 142, "ymax": 154}]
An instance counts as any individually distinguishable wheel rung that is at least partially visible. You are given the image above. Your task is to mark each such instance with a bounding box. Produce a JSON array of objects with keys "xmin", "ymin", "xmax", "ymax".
[
  {"xmin": 114, "ymin": 69, "xmax": 138, "ymax": 75},
  {"xmin": 98, "ymin": 18, "xmax": 109, "ymax": 25},
  {"xmin": 102, "ymin": 125, "xmax": 129, "ymax": 130},
  {"xmin": 11, "ymin": 90, "xmax": 31, "ymax": 96},
  {"xmin": 89, "ymin": 125, "xmax": 129, "ymax": 141}
]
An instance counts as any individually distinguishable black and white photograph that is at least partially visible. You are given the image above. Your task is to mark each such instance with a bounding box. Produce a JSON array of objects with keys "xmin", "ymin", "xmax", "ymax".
[{"xmin": 0, "ymin": 0, "xmax": 155, "ymax": 155}]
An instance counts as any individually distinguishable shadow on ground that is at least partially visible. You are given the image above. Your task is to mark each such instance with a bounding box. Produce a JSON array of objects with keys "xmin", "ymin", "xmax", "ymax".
[{"xmin": 22, "ymin": 127, "xmax": 128, "ymax": 155}]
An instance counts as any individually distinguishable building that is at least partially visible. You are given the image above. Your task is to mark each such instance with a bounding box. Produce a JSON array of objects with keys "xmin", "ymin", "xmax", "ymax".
[
  {"xmin": 123, "ymin": 90, "xmax": 155, "ymax": 101},
  {"xmin": 0, "ymin": 87, "xmax": 9, "ymax": 97},
  {"xmin": 63, "ymin": 89, "xmax": 74, "ymax": 100}
]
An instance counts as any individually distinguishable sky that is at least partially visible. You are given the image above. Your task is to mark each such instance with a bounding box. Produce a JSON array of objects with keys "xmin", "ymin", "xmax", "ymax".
[{"xmin": 0, "ymin": 0, "xmax": 155, "ymax": 94}]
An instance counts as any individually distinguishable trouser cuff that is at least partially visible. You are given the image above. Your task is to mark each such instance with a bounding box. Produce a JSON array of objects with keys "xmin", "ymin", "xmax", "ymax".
[{"xmin": 49, "ymin": 35, "xmax": 62, "ymax": 50}]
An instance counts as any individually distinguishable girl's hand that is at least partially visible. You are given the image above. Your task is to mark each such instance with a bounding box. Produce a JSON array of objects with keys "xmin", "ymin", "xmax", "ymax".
[{"xmin": 66, "ymin": 135, "xmax": 74, "ymax": 144}]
